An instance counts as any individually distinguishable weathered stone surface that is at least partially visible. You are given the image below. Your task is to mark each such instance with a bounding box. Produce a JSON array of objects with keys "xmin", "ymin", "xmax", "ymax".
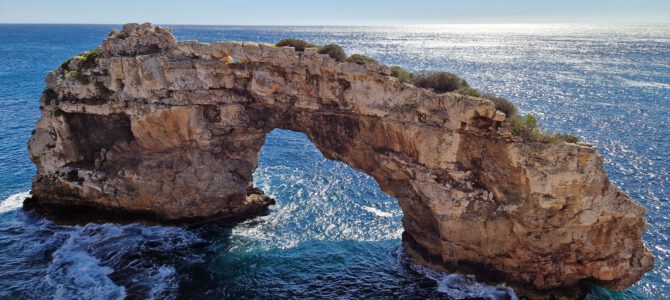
[{"xmin": 28, "ymin": 23, "xmax": 652, "ymax": 291}]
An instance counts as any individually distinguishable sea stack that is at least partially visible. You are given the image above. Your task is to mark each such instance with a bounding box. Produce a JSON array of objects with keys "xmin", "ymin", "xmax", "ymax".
[{"xmin": 27, "ymin": 23, "xmax": 653, "ymax": 291}]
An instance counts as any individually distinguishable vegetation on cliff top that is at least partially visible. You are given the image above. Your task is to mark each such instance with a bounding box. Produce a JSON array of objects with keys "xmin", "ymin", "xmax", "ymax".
[
  {"xmin": 390, "ymin": 66, "xmax": 413, "ymax": 84},
  {"xmin": 481, "ymin": 93, "xmax": 518, "ymax": 117},
  {"xmin": 413, "ymin": 71, "xmax": 469, "ymax": 93},
  {"xmin": 78, "ymin": 48, "xmax": 103, "ymax": 69},
  {"xmin": 275, "ymin": 39, "xmax": 379, "ymax": 65},
  {"xmin": 510, "ymin": 114, "xmax": 581, "ymax": 144},
  {"xmin": 59, "ymin": 48, "xmax": 103, "ymax": 84},
  {"xmin": 346, "ymin": 54, "xmax": 378, "ymax": 65},
  {"xmin": 318, "ymin": 44, "xmax": 347, "ymax": 62},
  {"xmin": 60, "ymin": 48, "xmax": 102, "ymax": 72},
  {"xmin": 275, "ymin": 38, "xmax": 318, "ymax": 51}
]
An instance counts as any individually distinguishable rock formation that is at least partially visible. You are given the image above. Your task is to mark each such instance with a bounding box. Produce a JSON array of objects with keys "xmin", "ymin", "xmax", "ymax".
[{"xmin": 27, "ymin": 23, "xmax": 652, "ymax": 291}]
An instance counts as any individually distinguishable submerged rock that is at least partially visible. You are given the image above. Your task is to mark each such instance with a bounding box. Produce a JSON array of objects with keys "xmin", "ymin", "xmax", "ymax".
[{"xmin": 28, "ymin": 23, "xmax": 653, "ymax": 291}]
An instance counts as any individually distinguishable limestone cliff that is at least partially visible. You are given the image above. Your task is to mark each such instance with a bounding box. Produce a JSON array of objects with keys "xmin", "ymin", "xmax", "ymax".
[{"xmin": 27, "ymin": 23, "xmax": 652, "ymax": 291}]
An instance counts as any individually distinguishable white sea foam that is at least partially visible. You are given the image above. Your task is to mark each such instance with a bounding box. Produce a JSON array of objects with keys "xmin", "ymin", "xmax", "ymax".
[
  {"xmin": 0, "ymin": 191, "xmax": 30, "ymax": 213},
  {"xmin": 396, "ymin": 247, "xmax": 518, "ymax": 300},
  {"xmin": 433, "ymin": 274, "xmax": 518, "ymax": 300},
  {"xmin": 148, "ymin": 266, "xmax": 178, "ymax": 300},
  {"xmin": 41, "ymin": 223, "xmax": 200, "ymax": 299},
  {"xmin": 419, "ymin": 266, "xmax": 518, "ymax": 300},
  {"xmin": 623, "ymin": 78, "xmax": 670, "ymax": 89},
  {"xmin": 48, "ymin": 227, "xmax": 127, "ymax": 300},
  {"xmin": 361, "ymin": 206, "xmax": 394, "ymax": 217}
]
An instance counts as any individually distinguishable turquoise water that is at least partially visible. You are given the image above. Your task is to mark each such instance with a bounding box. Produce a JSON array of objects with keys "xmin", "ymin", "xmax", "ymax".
[{"xmin": 0, "ymin": 24, "xmax": 669, "ymax": 299}]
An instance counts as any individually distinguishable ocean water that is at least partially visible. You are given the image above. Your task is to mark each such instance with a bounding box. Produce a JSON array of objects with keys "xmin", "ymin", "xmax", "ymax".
[{"xmin": 0, "ymin": 24, "xmax": 669, "ymax": 299}]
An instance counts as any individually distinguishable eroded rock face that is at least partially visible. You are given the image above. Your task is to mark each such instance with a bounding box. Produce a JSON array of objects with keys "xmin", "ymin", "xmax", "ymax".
[{"xmin": 28, "ymin": 23, "xmax": 652, "ymax": 290}]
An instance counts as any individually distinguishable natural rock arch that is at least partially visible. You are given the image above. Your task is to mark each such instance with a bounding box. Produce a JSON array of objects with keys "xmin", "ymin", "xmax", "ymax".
[{"xmin": 28, "ymin": 23, "xmax": 652, "ymax": 291}]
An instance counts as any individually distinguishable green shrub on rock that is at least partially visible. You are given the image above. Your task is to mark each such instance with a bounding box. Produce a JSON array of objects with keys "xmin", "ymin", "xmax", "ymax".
[
  {"xmin": 510, "ymin": 114, "xmax": 581, "ymax": 143},
  {"xmin": 413, "ymin": 71, "xmax": 469, "ymax": 93},
  {"xmin": 454, "ymin": 88, "xmax": 518, "ymax": 118},
  {"xmin": 63, "ymin": 70, "xmax": 88, "ymax": 83},
  {"xmin": 59, "ymin": 48, "xmax": 103, "ymax": 82},
  {"xmin": 275, "ymin": 38, "xmax": 318, "ymax": 51},
  {"xmin": 511, "ymin": 114, "xmax": 539, "ymax": 139},
  {"xmin": 347, "ymin": 54, "xmax": 378, "ymax": 65},
  {"xmin": 455, "ymin": 87, "xmax": 481, "ymax": 97},
  {"xmin": 391, "ymin": 66, "xmax": 414, "ymax": 84},
  {"xmin": 318, "ymin": 44, "xmax": 347, "ymax": 62},
  {"xmin": 482, "ymin": 93, "xmax": 517, "ymax": 117},
  {"xmin": 78, "ymin": 48, "xmax": 102, "ymax": 69},
  {"xmin": 510, "ymin": 114, "xmax": 561, "ymax": 143},
  {"xmin": 559, "ymin": 134, "xmax": 581, "ymax": 143}
]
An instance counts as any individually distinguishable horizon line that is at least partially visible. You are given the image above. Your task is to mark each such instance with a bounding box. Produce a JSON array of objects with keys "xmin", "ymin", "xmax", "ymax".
[{"xmin": 1, "ymin": 22, "xmax": 669, "ymax": 27}]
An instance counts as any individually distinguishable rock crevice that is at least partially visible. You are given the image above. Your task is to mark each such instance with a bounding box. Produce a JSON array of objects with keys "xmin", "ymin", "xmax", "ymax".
[{"xmin": 28, "ymin": 23, "xmax": 652, "ymax": 290}]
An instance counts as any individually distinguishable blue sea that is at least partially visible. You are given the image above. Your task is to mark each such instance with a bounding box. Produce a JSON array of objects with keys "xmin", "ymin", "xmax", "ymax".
[{"xmin": 1, "ymin": 24, "xmax": 669, "ymax": 299}]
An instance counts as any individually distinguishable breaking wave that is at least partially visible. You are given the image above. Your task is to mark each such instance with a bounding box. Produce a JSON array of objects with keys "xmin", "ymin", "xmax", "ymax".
[
  {"xmin": 48, "ymin": 231, "xmax": 127, "ymax": 300},
  {"xmin": 394, "ymin": 247, "xmax": 519, "ymax": 300},
  {"xmin": 0, "ymin": 191, "xmax": 29, "ymax": 214}
]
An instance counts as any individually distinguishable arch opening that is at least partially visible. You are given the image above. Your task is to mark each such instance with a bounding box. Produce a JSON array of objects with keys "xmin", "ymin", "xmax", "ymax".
[{"xmin": 248, "ymin": 128, "xmax": 403, "ymax": 245}]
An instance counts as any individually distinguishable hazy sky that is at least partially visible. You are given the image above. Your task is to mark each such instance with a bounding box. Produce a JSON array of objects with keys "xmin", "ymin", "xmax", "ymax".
[{"xmin": 1, "ymin": 0, "xmax": 669, "ymax": 25}]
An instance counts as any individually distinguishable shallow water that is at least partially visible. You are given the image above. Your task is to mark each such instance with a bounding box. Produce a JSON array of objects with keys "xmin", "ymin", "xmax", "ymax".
[{"xmin": 0, "ymin": 24, "xmax": 668, "ymax": 299}]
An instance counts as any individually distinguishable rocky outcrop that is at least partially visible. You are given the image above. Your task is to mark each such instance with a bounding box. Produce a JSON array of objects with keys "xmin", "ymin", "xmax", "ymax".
[{"xmin": 28, "ymin": 23, "xmax": 652, "ymax": 291}]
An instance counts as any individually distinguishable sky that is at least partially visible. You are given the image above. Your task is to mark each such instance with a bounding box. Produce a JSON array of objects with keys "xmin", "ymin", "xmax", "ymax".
[{"xmin": 1, "ymin": 0, "xmax": 669, "ymax": 25}]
